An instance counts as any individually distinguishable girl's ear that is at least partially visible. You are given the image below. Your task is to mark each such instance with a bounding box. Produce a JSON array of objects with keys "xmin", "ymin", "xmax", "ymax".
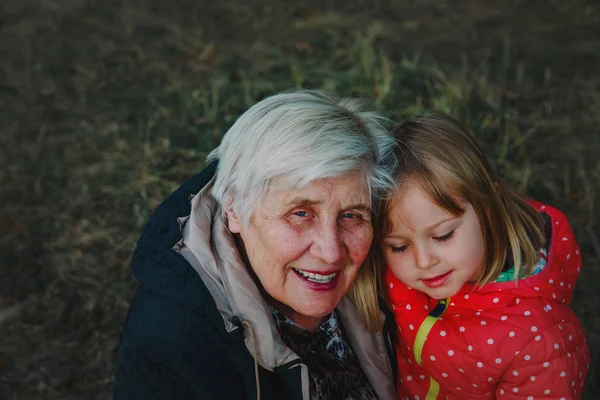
[{"xmin": 225, "ymin": 204, "xmax": 242, "ymax": 233}]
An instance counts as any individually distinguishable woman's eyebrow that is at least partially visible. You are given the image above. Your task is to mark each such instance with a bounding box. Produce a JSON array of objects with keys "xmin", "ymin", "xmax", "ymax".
[
  {"xmin": 346, "ymin": 204, "xmax": 372, "ymax": 213},
  {"xmin": 285, "ymin": 198, "xmax": 371, "ymax": 212},
  {"xmin": 285, "ymin": 197, "xmax": 319, "ymax": 207}
]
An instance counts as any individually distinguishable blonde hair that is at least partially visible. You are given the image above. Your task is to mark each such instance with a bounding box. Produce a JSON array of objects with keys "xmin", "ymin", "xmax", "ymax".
[
  {"xmin": 381, "ymin": 113, "xmax": 546, "ymax": 286},
  {"xmin": 350, "ymin": 250, "xmax": 383, "ymax": 331}
]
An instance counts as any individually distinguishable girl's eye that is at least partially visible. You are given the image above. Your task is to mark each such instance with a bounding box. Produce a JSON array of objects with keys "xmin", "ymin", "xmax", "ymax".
[
  {"xmin": 434, "ymin": 230, "xmax": 455, "ymax": 242},
  {"xmin": 391, "ymin": 245, "xmax": 408, "ymax": 254}
]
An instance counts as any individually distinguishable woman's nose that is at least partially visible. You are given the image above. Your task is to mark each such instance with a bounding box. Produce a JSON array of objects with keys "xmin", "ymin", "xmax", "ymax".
[{"xmin": 311, "ymin": 224, "xmax": 345, "ymax": 264}]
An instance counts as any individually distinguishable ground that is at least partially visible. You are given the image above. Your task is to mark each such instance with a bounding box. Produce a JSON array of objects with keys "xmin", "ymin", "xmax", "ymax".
[{"xmin": 1, "ymin": 0, "xmax": 599, "ymax": 398}]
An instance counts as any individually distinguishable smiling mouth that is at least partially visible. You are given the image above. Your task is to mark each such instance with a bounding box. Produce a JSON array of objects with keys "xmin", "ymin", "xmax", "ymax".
[
  {"xmin": 421, "ymin": 270, "xmax": 453, "ymax": 288},
  {"xmin": 422, "ymin": 271, "xmax": 452, "ymax": 281},
  {"xmin": 293, "ymin": 268, "xmax": 338, "ymax": 283}
]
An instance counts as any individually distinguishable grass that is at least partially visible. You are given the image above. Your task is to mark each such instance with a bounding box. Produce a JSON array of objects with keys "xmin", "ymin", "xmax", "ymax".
[{"xmin": 1, "ymin": 0, "xmax": 598, "ymax": 398}]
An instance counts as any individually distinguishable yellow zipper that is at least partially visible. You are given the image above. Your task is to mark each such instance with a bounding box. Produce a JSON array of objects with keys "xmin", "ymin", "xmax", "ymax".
[{"xmin": 412, "ymin": 298, "xmax": 450, "ymax": 400}]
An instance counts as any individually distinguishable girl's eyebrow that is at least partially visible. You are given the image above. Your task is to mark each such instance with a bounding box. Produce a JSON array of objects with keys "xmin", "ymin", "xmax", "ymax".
[
  {"xmin": 425, "ymin": 216, "xmax": 458, "ymax": 230},
  {"xmin": 385, "ymin": 216, "xmax": 459, "ymax": 238}
]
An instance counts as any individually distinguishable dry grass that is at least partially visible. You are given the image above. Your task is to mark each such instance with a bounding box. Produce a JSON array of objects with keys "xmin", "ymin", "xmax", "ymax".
[{"xmin": 1, "ymin": 0, "xmax": 598, "ymax": 398}]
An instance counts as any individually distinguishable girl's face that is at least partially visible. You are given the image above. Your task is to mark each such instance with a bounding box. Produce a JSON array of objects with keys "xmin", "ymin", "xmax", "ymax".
[{"xmin": 383, "ymin": 179, "xmax": 485, "ymax": 299}]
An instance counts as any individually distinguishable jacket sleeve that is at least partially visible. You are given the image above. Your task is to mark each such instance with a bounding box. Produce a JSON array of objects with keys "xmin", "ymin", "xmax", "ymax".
[
  {"xmin": 495, "ymin": 321, "xmax": 589, "ymax": 399},
  {"xmin": 114, "ymin": 334, "xmax": 213, "ymax": 400},
  {"xmin": 113, "ymin": 287, "xmax": 247, "ymax": 400}
]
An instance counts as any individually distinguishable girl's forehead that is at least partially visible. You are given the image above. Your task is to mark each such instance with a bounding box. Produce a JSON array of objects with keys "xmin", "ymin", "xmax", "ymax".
[
  {"xmin": 386, "ymin": 180, "xmax": 466, "ymax": 231},
  {"xmin": 390, "ymin": 179, "xmax": 433, "ymax": 207}
]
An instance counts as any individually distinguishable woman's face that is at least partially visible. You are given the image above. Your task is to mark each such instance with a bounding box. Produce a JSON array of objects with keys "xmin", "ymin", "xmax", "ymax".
[{"xmin": 226, "ymin": 172, "xmax": 373, "ymax": 331}]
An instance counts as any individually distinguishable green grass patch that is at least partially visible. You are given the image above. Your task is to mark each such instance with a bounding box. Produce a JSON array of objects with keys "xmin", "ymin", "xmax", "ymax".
[{"xmin": 1, "ymin": 0, "xmax": 598, "ymax": 398}]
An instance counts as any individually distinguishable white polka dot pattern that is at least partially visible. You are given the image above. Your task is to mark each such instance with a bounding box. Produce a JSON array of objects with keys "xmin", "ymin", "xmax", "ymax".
[{"xmin": 385, "ymin": 201, "xmax": 589, "ymax": 399}]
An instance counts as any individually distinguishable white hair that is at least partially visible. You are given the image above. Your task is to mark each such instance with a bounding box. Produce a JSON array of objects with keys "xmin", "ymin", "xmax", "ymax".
[{"xmin": 207, "ymin": 89, "xmax": 397, "ymax": 225}]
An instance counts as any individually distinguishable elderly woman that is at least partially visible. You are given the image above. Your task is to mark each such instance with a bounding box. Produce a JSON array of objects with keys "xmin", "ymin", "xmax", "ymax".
[{"xmin": 114, "ymin": 90, "xmax": 398, "ymax": 399}]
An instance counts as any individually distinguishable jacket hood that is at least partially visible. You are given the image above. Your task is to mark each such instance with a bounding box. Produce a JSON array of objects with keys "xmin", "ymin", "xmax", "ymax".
[
  {"xmin": 387, "ymin": 200, "xmax": 583, "ymax": 311},
  {"xmin": 131, "ymin": 161, "xmax": 219, "ymax": 310}
]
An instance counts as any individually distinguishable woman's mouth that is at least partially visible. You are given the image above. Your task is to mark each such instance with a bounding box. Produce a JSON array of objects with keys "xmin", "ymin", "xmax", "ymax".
[
  {"xmin": 293, "ymin": 268, "xmax": 338, "ymax": 283},
  {"xmin": 421, "ymin": 271, "xmax": 453, "ymax": 288}
]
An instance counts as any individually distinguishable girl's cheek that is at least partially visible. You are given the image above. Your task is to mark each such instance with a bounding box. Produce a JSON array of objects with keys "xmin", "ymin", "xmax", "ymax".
[{"xmin": 384, "ymin": 253, "xmax": 401, "ymax": 274}]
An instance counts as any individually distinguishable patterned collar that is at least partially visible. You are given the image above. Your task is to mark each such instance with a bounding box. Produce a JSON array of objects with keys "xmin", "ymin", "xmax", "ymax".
[
  {"xmin": 270, "ymin": 308, "xmax": 350, "ymax": 359},
  {"xmin": 269, "ymin": 307, "xmax": 378, "ymax": 399}
]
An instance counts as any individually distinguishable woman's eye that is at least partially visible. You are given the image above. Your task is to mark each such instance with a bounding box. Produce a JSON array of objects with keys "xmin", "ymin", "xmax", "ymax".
[
  {"xmin": 391, "ymin": 245, "xmax": 408, "ymax": 254},
  {"xmin": 434, "ymin": 230, "xmax": 455, "ymax": 242},
  {"xmin": 341, "ymin": 212, "xmax": 358, "ymax": 219},
  {"xmin": 294, "ymin": 211, "xmax": 309, "ymax": 217}
]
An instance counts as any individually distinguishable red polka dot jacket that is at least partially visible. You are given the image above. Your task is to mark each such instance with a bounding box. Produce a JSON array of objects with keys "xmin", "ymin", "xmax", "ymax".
[{"xmin": 386, "ymin": 201, "xmax": 590, "ymax": 399}]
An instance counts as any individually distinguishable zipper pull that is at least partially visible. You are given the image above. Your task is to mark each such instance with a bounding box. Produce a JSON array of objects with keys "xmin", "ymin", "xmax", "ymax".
[{"xmin": 428, "ymin": 298, "xmax": 450, "ymax": 318}]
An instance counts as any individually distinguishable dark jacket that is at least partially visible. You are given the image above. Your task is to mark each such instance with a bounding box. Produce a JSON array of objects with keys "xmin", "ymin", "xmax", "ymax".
[{"xmin": 114, "ymin": 162, "xmax": 397, "ymax": 400}]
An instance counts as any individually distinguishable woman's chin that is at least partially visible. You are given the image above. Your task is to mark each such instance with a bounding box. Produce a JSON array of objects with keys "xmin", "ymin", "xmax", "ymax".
[{"xmin": 292, "ymin": 312, "xmax": 331, "ymax": 331}]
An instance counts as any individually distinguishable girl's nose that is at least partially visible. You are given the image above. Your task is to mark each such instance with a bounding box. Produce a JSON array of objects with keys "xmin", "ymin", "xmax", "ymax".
[{"xmin": 414, "ymin": 242, "xmax": 438, "ymax": 270}]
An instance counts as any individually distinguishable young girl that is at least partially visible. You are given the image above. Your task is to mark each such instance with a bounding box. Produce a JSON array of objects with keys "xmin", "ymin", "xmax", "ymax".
[{"xmin": 381, "ymin": 114, "xmax": 589, "ymax": 399}]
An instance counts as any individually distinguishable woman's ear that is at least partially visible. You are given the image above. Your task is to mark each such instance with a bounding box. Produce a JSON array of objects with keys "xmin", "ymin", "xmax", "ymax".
[{"xmin": 225, "ymin": 204, "xmax": 242, "ymax": 233}]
